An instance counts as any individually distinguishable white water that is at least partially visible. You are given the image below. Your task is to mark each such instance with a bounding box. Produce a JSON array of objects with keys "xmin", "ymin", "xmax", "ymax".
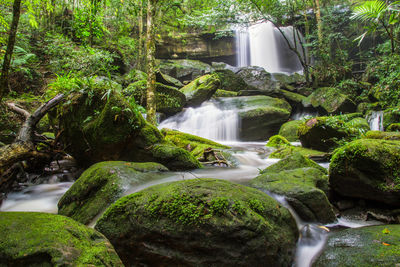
[
  {"xmin": 159, "ymin": 101, "xmax": 239, "ymax": 142},
  {"xmin": 368, "ymin": 111, "xmax": 384, "ymax": 131},
  {"xmin": 236, "ymin": 21, "xmax": 306, "ymax": 74}
]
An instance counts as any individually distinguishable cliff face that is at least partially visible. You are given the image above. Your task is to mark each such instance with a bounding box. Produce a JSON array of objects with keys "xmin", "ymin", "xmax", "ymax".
[{"xmin": 156, "ymin": 32, "xmax": 236, "ymax": 65}]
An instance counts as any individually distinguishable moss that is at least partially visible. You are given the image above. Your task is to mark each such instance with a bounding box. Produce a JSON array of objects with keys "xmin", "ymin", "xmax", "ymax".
[
  {"xmin": 58, "ymin": 161, "xmax": 168, "ymax": 225},
  {"xmin": 269, "ymin": 145, "xmax": 327, "ymax": 159},
  {"xmin": 180, "ymin": 74, "xmax": 220, "ymax": 106},
  {"xmin": 280, "ymin": 89, "xmax": 306, "ymax": 104},
  {"xmin": 161, "ymin": 128, "xmax": 230, "ymax": 158},
  {"xmin": 303, "ymin": 87, "xmax": 356, "ymax": 114},
  {"xmin": 363, "ymin": 131, "xmax": 400, "ymax": 140},
  {"xmin": 315, "ymin": 225, "xmax": 400, "ymax": 266},
  {"xmin": 262, "ymin": 152, "xmax": 327, "ymax": 174},
  {"xmin": 95, "ymin": 179, "xmax": 298, "ymax": 266},
  {"xmin": 0, "ymin": 212, "xmax": 123, "ymax": 266},
  {"xmin": 214, "ymin": 69, "xmax": 250, "ymax": 92},
  {"xmin": 150, "ymin": 144, "xmax": 202, "ymax": 170},
  {"xmin": 387, "ymin": 123, "xmax": 400, "ymax": 132},
  {"xmin": 266, "ymin": 135, "xmax": 291, "ymax": 148},
  {"xmin": 213, "ymin": 89, "xmax": 238, "ymax": 97},
  {"xmin": 279, "ymin": 120, "xmax": 303, "ymax": 142}
]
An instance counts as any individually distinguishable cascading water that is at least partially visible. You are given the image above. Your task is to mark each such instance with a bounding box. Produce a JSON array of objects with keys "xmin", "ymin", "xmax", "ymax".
[
  {"xmin": 235, "ymin": 21, "xmax": 306, "ymax": 74},
  {"xmin": 158, "ymin": 101, "xmax": 239, "ymax": 142},
  {"xmin": 368, "ymin": 111, "xmax": 384, "ymax": 131}
]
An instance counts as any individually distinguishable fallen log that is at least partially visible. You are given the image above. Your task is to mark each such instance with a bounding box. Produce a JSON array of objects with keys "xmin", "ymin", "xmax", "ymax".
[{"xmin": 0, "ymin": 94, "xmax": 64, "ymax": 200}]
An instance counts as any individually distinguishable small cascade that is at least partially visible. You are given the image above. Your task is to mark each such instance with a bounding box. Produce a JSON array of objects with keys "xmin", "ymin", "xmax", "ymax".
[
  {"xmin": 235, "ymin": 21, "xmax": 306, "ymax": 74},
  {"xmin": 368, "ymin": 111, "xmax": 384, "ymax": 131},
  {"xmin": 158, "ymin": 101, "xmax": 239, "ymax": 142},
  {"xmin": 235, "ymin": 29, "xmax": 250, "ymax": 67}
]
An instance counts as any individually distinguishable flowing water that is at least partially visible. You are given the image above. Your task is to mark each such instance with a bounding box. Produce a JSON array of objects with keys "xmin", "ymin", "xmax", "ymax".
[
  {"xmin": 235, "ymin": 21, "xmax": 306, "ymax": 74},
  {"xmin": 368, "ymin": 111, "xmax": 384, "ymax": 131}
]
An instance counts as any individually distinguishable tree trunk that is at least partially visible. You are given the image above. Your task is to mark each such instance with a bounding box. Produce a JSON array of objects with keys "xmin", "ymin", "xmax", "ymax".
[
  {"xmin": 314, "ymin": 0, "xmax": 323, "ymax": 49},
  {"xmin": 138, "ymin": 0, "xmax": 144, "ymax": 69},
  {"xmin": 0, "ymin": 0, "xmax": 22, "ymax": 102},
  {"xmin": 145, "ymin": 0, "xmax": 157, "ymax": 125}
]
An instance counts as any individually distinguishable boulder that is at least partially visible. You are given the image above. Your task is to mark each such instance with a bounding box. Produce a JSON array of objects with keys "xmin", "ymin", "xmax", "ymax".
[
  {"xmin": 236, "ymin": 66, "xmax": 278, "ymax": 95},
  {"xmin": 218, "ymin": 96, "xmax": 291, "ymax": 141},
  {"xmin": 330, "ymin": 138, "xmax": 400, "ymax": 206},
  {"xmin": 161, "ymin": 128, "xmax": 230, "ymax": 158},
  {"xmin": 180, "ymin": 74, "xmax": 220, "ymax": 107},
  {"xmin": 250, "ymin": 168, "xmax": 335, "ymax": 223},
  {"xmin": 266, "ymin": 135, "xmax": 291, "ymax": 148},
  {"xmin": 214, "ymin": 69, "xmax": 253, "ymax": 92},
  {"xmin": 58, "ymin": 161, "xmax": 168, "ymax": 225},
  {"xmin": 122, "ymin": 69, "xmax": 147, "ymax": 86},
  {"xmin": 156, "ymin": 71, "xmax": 184, "ymax": 88},
  {"xmin": 298, "ymin": 114, "xmax": 370, "ymax": 152},
  {"xmin": 273, "ymin": 72, "xmax": 306, "ymax": 85},
  {"xmin": 269, "ymin": 145, "xmax": 328, "ymax": 160},
  {"xmin": 280, "ymin": 89, "xmax": 306, "ymax": 107},
  {"xmin": 213, "ymin": 89, "xmax": 238, "ymax": 97},
  {"xmin": 95, "ymin": 179, "xmax": 298, "ymax": 266},
  {"xmin": 279, "ymin": 120, "xmax": 303, "ymax": 141},
  {"xmin": 387, "ymin": 123, "xmax": 400, "ymax": 132},
  {"xmin": 159, "ymin": 59, "xmax": 212, "ymax": 82},
  {"xmin": 124, "ymin": 81, "xmax": 186, "ymax": 115},
  {"xmin": 55, "ymin": 88, "xmax": 200, "ymax": 170},
  {"xmin": 303, "ymin": 87, "xmax": 356, "ymax": 114},
  {"xmin": 363, "ymin": 130, "xmax": 400, "ymax": 140},
  {"xmin": 383, "ymin": 108, "xmax": 400, "ymax": 129},
  {"xmin": 0, "ymin": 212, "xmax": 123, "ymax": 266},
  {"xmin": 315, "ymin": 225, "xmax": 400, "ymax": 266}
]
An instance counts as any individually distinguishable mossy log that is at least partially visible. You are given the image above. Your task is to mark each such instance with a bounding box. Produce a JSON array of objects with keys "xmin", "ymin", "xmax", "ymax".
[{"xmin": 0, "ymin": 94, "xmax": 64, "ymax": 200}]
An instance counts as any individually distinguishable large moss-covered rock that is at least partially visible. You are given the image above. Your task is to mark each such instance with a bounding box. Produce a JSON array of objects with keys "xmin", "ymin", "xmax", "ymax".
[
  {"xmin": 0, "ymin": 212, "xmax": 123, "ymax": 266},
  {"xmin": 161, "ymin": 128, "xmax": 230, "ymax": 158},
  {"xmin": 58, "ymin": 161, "xmax": 168, "ymax": 225},
  {"xmin": 95, "ymin": 179, "xmax": 298, "ymax": 266},
  {"xmin": 55, "ymin": 89, "xmax": 200, "ymax": 170},
  {"xmin": 180, "ymin": 74, "xmax": 220, "ymax": 107},
  {"xmin": 250, "ymin": 168, "xmax": 335, "ymax": 223},
  {"xmin": 236, "ymin": 66, "xmax": 278, "ymax": 95},
  {"xmin": 156, "ymin": 71, "xmax": 184, "ymax": 88},
  {"xmin": 363, "ymin": 130, "xmax": 400, "ymax": 140},
  {"xmin": 266, "ymin": 135, "xmax": 291, "ymax": 147},
  {"xmin": 298, "ymin": 114, "xmax": 370, "ymax": 152},
  {"xmin": 330, "ymin": 139, "xmax": 400, "ymax": 206},
  {"xmin": 213, "ymin": 89, "xmax": 238, "ymax": 97},
  {"xmin": 159, "ymin": 59, "xmax": 212, "ymax": 82},
  {"xmin": 387, "ymin": 123, "xmax": 400, "ymax": 132},
  {"xmin": 125, "ymin": 80, "xmax": 186, "ymax": 115},
  {"xmin": 279, "ymin": 120, "xmax": 303, "ymax": 141},
  {"xmin": 303, "ymin": 87, "xmax": 356, "ymax": 114},
  {"xmin": 383, "ymin": 108, "xmax": 400, "ymax": 129},
  {"xmin": 280, "ymin": 89, "xmax": 306, "ymax": 106},
  {"xmin": 214, "ymin": 69, "xmax": 253, "ymax": 92},
  {"xmin": 217, "ymin": 96, "xmax": 291, "ymax": 141},
  {"xmin": 269, "ymin": 145, "xmax": 328, "ymax": 160},
  {"xmin": 315, "ymin": 225, "xmax": 400, "ymax": 266}
]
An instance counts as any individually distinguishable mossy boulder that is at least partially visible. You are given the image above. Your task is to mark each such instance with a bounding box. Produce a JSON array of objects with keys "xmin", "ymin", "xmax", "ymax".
[
  {"xmin": 387, "ymin": 123, "xmax": 400, "ymax": 132},
  {"xmin": 213, "ymin": 89, "xmax": 238, "ymax": 97},
  {"xmin": 180, "ymin": 74, "xmax": 220, "ymax": 107},
  {"xmin": 217, "ymin": 96, "xmax": 291, "ymax": 141},
  {"xmin": 330, "ymin": 138, "xmax": 400, "ymax": 206},
  {"xmin": 279, "ymin": 120, "xmax": 303, "ymax": 141},
  {"xmin": 58, "ymin": 161, "xmax": 168, "ymax": 225},
  {"xmin": 122, "ymin": 69, "xmax": 147, "ymax": 86},
  {"xmin": 298, "ymin": 114, "xmax": 370, "ymax": 152},
  {"xmin": 236, "ymin": 66, "xmax": 278, "ymax": 95},
  {"xmin": 124, "ymin": 80, "xmax": 186, "ymax": 115},
  {"xmin": 383, "ymin": 108, "xmax": 400, "ymax": 129},
  {"xmin": 363, "ymin": 130, "xmax": 400, "ymax": 140},
  {"xmin": 95, "ymin": 179, "xmax": 298, "ymax": 266},
  {"xmin": 159, "ymin": 59, "xmax": 212, "ymax": 82},
  {"xmin": 303, "ymin": 87, "xmax": 356, "ymax": 114},
  {"xmin": 250, "ymin": 168, "xmax": 335, "ymax": 223},
  {"xmin": 273, "ymin": 73, "xmax": 306, "ymax": 85},
  {"xmin": 156, "ymin": 71, "xmax": 184, "ymax": 88},
  {"xmin": 315, "ymin": 225, "xmax": 400, "ymax": 266},
  {"xmin": 55, "ymin": 89, "xmax": 200, "ymax": 170},
  {"xmin": 161, "ymin": 128, "xmax": 230, "ymax": 158},
  {"xmin": 214, "ymin": 69, "xmax": 253, "ymax": 92},
  {"xmin": 0, "ymin": 212, "xmax": 123, "ymax": 266},
  {"xmin": 280, "ymin": 89, "xmax": 306, "ymax": 106},
  {"xmin": 266, "ymin": 135, "xmax": 291, "ymax": 148},
  {"xmin": 269, "ymin": 145, "xmax": 328, "ymax": 160}
]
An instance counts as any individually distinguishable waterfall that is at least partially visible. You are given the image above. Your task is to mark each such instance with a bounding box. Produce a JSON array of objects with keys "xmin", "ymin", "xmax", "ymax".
[
  {"xmin": 158, "ymin": 101, "xmax": 239, "ymax": 142},
  {"xmin": 235, "ymin": 29, "xmax": 250, "ymax": 67},
  {"xmin": 235, "ymin": 21, "xmax": 306, "ymax": 74},
  {"xmin": 368, "ymin": 111, "xmax": 384, "ymax": 131}
]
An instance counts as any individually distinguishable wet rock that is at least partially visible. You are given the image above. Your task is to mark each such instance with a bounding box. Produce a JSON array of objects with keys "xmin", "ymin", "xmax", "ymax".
[
  {"xmin": 156, "ymin": 71, "xmax": 184, "ymax": 88},
  {"xmin": 214, "ymin": 69, "xmax": 253, "ymax": 92},
  {"xmin": 279, "ymin": 120, "xmax": 303, "ymax": 142},
  {"xmin": 363, "ymin": 130, "xmax": 400, "ymax": 140},
  {"xmin": 236, "ymin": 66, "xmax": 279, "ymax": 95},
  {"xmin": 387, "ymin": 123, "xmax": 400, "ymax": 132},
  {"xmin": 298, "ymin": 113, "xmax": 370, "ymax": 152},
  {"xmin": 95, "ymin": 179, "xmax": 298, "ymax": 267},
  {"xmin": 330, "ymin": 138, "xmax": 400, "ymax": 207},
  {"xmin": 159, "ymin": 59, "xmax": 212, "ymax": 82},
  {"xmin": 213, "ymin": 89, "xmax": 238, "ymax": 97},
  {"xmin": 269, "ymin": 145, "xmax": 328, "ymax": 160},
  {"xmin": 180, "ymin": 74, "xmax": 220, "ymax": 107},
  {"xmin": 55, "ymin": 87, "xmax": 200, "ymax": 170},
  {"xmin": 58, "ymin": 161, "xmax": 168, "ymax": 225},
  {"xmin": 315, "ymin": 225, "xmax": 400, "ymax": 266},
  {"xmin": 303, "ymin": 87, "xmax": 356, "ymax": 114},
  {"xmin": 266, "ymin": 135, "xmax": 291, "ymax": 148},
  {"xmin": 0, "ymin": 212, "xmax": 123, "ymax": 266}
]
